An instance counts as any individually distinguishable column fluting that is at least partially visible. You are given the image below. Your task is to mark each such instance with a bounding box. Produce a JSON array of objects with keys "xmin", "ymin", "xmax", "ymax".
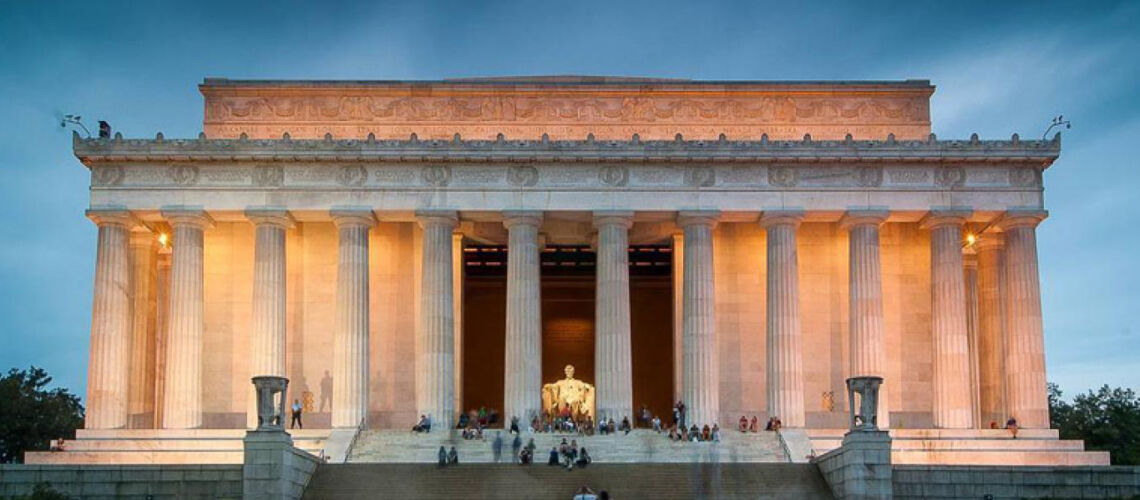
[
  {"xmin": 127, "ymin": 228, "xmax": 158, "ymax": 429},
  {"xmin": 593, "ymin": 212, "xmax": 634, "ymax": 423},
  {"xmin": 762, "ymin": 210, "xmax": 806, "ymax": 428},
  {"xmin": 840, "ymin": 210, "xmax": 891, "ymax": 428},
  {"xmin": 245, "ymin": 209, "xmax": 294, "ymax": 428},
  {"xmin": 998, "ymin": 211, "xmax": 1050, "ymax": 428},
  {"xmin": 975, "ymin": 235, "xmax": 1007, "ymax": 427},
  {"xmin": 921, "ymin": 210, "xmax": 975, "ymax": 429},
  {"xmin": 416, "ymin": 211, "xmax": 458, "ymax": 430},
  {"xmin": 503, "ymin": 211, "xmax": 543, "ymax": 424},
  {"xmin": 678, "ymin": 211, "xmax": 719, "ymax": 427},
  {"xmin": 331, "ymin": 209, "xmax": 375, "ymax": 428},
  {"xmin": 86, "ymin": 209, "xmax": 137, "ymax": 429},
  {"xmin": 160, "ymin": 208, "xmax": 213, "ymax": 429}
]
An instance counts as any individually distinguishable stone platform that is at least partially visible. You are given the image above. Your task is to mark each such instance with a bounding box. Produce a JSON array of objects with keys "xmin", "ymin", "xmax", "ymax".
[
  {"xmin": 349, "ymin": 429, "xmax": 787, "ymax": 463},
  {"xmin": 24, "ymin": 429, "xmax": 330, "ymax": 465},
  {"xmin": 807, "ymin": 428, "xmax": 1110, "ymax": 466},
  {"xmin": 302, "ymin": 463, "xmax": 833, "ymax": 499}
]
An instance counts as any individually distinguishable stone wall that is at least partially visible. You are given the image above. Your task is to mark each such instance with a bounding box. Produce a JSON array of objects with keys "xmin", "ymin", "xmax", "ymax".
[
  {"xmin": 815, "ymin": 431, "xmax": 893, "ymax": 499},
  {"xmin": 0, "ymin": 464, "xmax": 242, "ymax": 498},
  {"xmin": 892, "ymin": 465, "xmax": 1140, "ymax": 499}
]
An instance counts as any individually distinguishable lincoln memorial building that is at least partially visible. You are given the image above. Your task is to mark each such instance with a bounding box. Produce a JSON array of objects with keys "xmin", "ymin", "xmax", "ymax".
[{"xmin": 32, "ymin": 76, "xmax": 1107, "ymax": 467}]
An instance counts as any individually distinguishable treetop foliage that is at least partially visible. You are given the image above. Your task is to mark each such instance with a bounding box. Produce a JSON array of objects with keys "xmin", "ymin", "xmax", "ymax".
[{"xmin": 0, "ymin": 366, "xmax": 84, "ymax": 464}]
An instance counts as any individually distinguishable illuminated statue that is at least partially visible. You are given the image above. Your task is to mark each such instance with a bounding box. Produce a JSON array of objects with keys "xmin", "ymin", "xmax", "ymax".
[{"xmin": 541, "ymin": 365, "xmax": 595, "ymax": 420}]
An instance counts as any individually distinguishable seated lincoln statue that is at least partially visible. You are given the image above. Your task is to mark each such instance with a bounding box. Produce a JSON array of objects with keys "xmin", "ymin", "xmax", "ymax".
[{"xmin": 542, "ymin": 365, "xmax": 595, "ymax": 421}]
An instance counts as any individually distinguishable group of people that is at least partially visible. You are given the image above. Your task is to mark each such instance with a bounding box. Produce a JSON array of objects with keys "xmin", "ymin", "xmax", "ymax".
[
  {"xmin": 736, "ymin": 415, "xmax": 783, "ymax": 433},
  {"xmin": 666, "ymin": 423, "xmax": 721, "ymax": 442},
  {"xmin": 457, "ymin": 406, "xmax": 500, "ymax": 429},
  {"xmin": 436, "ymin": 446, "xmax": 459, "ymax": 466},
  {"xmin": 547, "ymin": 438, "xmax": 592, "ymax": 469}
]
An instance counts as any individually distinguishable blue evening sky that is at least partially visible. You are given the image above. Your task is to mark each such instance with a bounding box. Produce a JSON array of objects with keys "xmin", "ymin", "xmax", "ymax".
[{"xmin": 0, "ymin": 1, "xmax": 1136, "ymax": 401}]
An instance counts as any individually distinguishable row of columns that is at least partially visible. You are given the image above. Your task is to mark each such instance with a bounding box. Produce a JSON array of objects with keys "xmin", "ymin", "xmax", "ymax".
[{"xmin": 84, "ymin": 207, "xmax": 1049, "ymax": 430}]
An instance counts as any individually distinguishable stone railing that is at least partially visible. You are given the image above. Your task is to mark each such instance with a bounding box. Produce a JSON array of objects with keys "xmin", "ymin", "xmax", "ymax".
[{"xmin": 73, "ymin": 131, "xmax": 1060, "ymax": 165}]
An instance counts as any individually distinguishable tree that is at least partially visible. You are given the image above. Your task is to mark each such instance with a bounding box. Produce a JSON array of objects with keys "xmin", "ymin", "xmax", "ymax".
[
  {"xmin": 0, "ymin": 366, "xmax": 84, "ymax": 463},
  {"xmin": 1049, "ymin": 382, "xmax": 1140, "ymax": 465}
]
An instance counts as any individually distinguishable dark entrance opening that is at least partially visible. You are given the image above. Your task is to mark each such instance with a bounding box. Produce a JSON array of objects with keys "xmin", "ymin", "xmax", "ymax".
[{"xmin": 461, "ymin": 244, "xmax": 674, "ymax": 424}]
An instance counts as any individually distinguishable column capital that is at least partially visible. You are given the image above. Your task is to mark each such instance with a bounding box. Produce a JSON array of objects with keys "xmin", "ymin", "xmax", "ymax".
[
  {"xmin": 996, "ymin": 209, "xmax": 1048, "ymax": 231},
  {"xmin": 760, "ymin": 209, "xmax": 805, "ymax": 229},
  {"xmin": 919, "ymin": 209, "xmax": 972, "ymax": 230},
  {"xmin": 593, "ymin": 211, "xmax": 634, "ymax": 229},
  {"xmin": 677, "ymin": 210, "xmax": 720, "ymax": 229},
  {"xmin": 415, "ymin": 210, "xmax": 459, "ymax": 229},
  {"xmin": 86, "ymin": 207, "xmax": 139, "ymax": 229},
  {"xmin": 503, "ymin": 210, "xmax": 543, "ymax": 230},
  {"xmin": 330, "ymin": 208, "xmax": 376, "ymax": 228},
  {"xmin": 160, "ymin": 207, "xmax": 215, "ymax": 230},
  {"xmin": 245, "ymin": 208, "xmax": 296, "ymax": 229},
  {"xmin": 964, "ymin": 251, "xmax": 979, "ymax": 269},
  {"xmin": 974, "ymin": 233, "xmax": 1004, "ymax": 252},
  {"xmin": 839, "ymin": 210, "xmax": 889, "ymax": 230}
]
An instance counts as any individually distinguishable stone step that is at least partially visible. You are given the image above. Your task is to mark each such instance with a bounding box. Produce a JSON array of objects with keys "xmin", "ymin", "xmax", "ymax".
[
  {"xmin": 24, "ymin": 450, "xmax": 247, "ymax": 465},
  {"xmin": 806, "ymin": 428, "xmax": 1059, "ymax": 440},
  {"xmin": 55, "ymin": 438, "xmax": 326, "ymax": 452},
  {"xmin": 348, "ymin": 429, "xmax": 787, "ymax": 463},
  {"xmin": 890, "ymin": 449, "xmax": 1110, "ymax": 466},
  {"xmin": 25, "ymin": 429, "xmax": 330, "ymax": 465},
  {"xmin": 811, "ymin": 437, "xmax": 1087, "ymax": 451},
  {"xmin": 302, "ymin": 463, "xmax": 834, "ymax": 500}
]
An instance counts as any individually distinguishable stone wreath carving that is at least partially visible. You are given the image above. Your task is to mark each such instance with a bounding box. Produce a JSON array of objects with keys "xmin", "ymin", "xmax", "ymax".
[
  {"xmin": 598, "ymin": 165, "xmax": 629, "ymax": 187},
  {"xmin": 683, "ymin": 166, "xmax": 716, "ymax": 188},
  {"xmin": 422, "ymin": 165, "xmax": 452, "ymax": 187},
  {"xmin": 168, "ymin": 165, "xmax": 200, "ymax": 186},
  {"xmin": 507, "ymin": 165, "xmax": 539, "ymax": 187},
  {"xmin": 92, "ymin": 165, "xmax": 125, "ymax": 186},
  {"xmin": 252, "ymin": 165, "xmax": 284, "ymax": 187},
  {"xmin": 853, "ymin": 166, "xmax": 883, "ymax": 187},
  {"xmin": 1009, "ymin": 167, "xmax": 1039, "ymax": 187},
  {"xmin": 337, "ymin": 165, "xmax": 367, "ymax": 187},
  {"xmin": 768, "ymin": 166, "xmax": 798, "ymax": 187},
  {"xmin": 934, "ymin": 166, "xmax": 966, "ymax": 188}
]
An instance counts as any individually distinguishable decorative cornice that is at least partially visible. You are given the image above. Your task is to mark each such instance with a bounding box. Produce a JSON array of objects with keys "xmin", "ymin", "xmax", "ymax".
[{"xmin": 73, "ymin": 133, "xmax": 1060, "ymax": 167}]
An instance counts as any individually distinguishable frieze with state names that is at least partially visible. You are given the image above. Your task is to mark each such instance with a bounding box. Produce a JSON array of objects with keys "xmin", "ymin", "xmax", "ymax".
[{"xmin": 92, "ymin": 162, "xmax": 1042, "ymax": 191}]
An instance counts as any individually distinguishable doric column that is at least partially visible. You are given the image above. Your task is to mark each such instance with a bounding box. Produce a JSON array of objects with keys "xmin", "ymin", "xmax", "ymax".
[
  {"xmin": 840, "ymin": 210, "xmax": 890, "ymax": 428},
  {"xmin": 452, "ymin": 232, "xmax": 465, "ymax": 418},
  {"xmin": 503, "ymin": 211, "xmax": 543, "ymax": 423},
  {"xmin": 127, "ymin": 228, "xmax": 159, "ymax": 429},
  {"xmin": 964, "ymin": 253, "xmax": 982, "ymax": 427},
  {"xmin": 997, "ymin": 210, "xmax": 1050, "ymax": 428},
  {"xmin": 762, "ymin": 210, "xmax": 806, "ymax": 428},
  {"xmin": 678, "ymin": 211, "xmax": 719, "ymax": 427},
  {"xmin": 245, "ymin": 209, "xmax": 294, "ymax": 428},
  {"xmin": 671, "ymin": 233, "xmax": 685, "ymax": 404},
  {"xmin": 593, "ymin": 211, "xmax": 634, "ymax": 423},
  {"xmin": 85, "ymin": 209, "xmax": 137, "ymax": 429},
  {"xmin": 160, "ymin": 208, "xmax": 214, "ymax": 429},
  {"xmin": 331, "ymin": 209, "xmax": 375, "ymax": 428},
  {"xmin": 975, "ymin": 234, "xmax": 1007, "ymax": 427},
  {"xmin": 416, "ymin": 211, "xmax": 458, "ymax": 430},
  {"xmin": 920, "ymin": 210, "xmax": 974, "ymax": 429}
]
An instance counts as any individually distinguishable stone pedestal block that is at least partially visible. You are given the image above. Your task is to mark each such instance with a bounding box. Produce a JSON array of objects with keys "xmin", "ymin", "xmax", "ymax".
[{"xmin": 817, "ymin": 430, "xmax": 893, "ymax": 500}]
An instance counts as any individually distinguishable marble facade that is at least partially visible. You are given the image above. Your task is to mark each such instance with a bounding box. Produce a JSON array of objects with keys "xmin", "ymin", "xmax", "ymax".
[{"xmin": 77, "ymin": 77, "xmax": 1056, "ymax": 435}]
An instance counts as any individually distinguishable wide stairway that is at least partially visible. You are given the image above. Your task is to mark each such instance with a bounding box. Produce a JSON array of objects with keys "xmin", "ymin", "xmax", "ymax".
[
  {"xmin": 302, "ymin": 463, "xmax": 833, "ymax": 499},
  {"xmin": 349, "ymin": 429, "xmax": 787, "ymax": 463},
  {"xmin": 24, "ymin": 429, "xmax": 329, "ymax": 465},
  {"xmin": 808, "ymin": 428, "xmax": 1109, "ymax": 466}
]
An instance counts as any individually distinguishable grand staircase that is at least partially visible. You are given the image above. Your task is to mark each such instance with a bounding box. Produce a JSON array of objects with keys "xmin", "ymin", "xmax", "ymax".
[
  {"xmin": 348, "ymin": 429, "xmax": 787, "ymax": 463},
  {"xmin": 807, "ymin": 428, "xmax": 1110, "ymax": 466},
  {"xmin": 302, "ymin": 463, "xmax": 833, "ymax": 499},
  {"xmin": 24, "ymin": 429, "xmax": 330, "ymax": 465}
]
